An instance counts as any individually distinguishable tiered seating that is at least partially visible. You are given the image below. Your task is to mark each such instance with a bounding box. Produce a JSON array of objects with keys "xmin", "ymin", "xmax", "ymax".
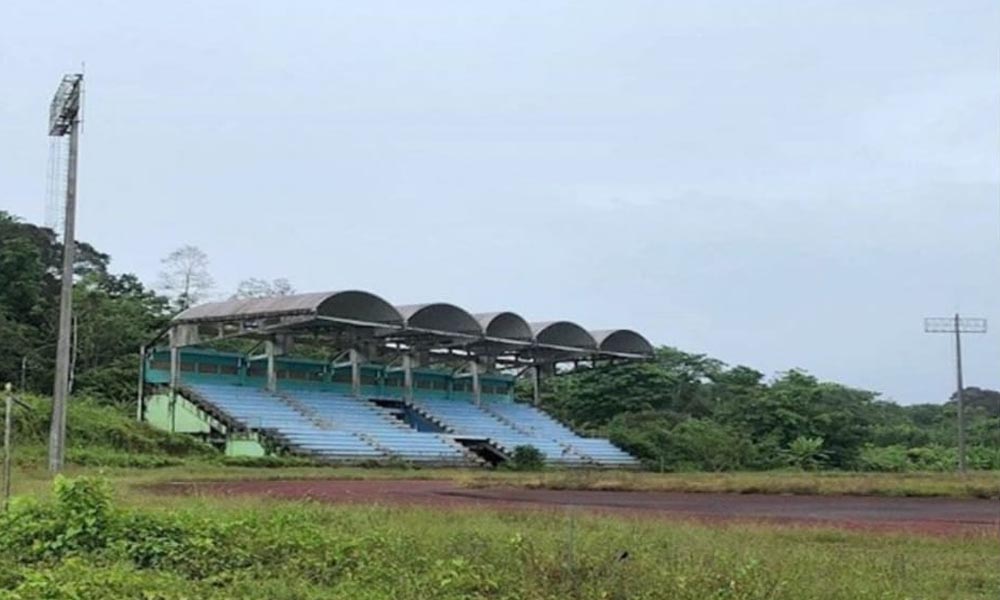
[
  {"xmin": 485, "ymin": 400, "xmax": 638, "ymax": 467},
  {"xmin": 286, "ymin": 390, "xmax": 472, "ymax": 465},
  {"xmin": 414, "ymin": 396, "xmax": 587, "ymax": 465},
  {"xmin": 189, "ymin": 384, "xmax": 383, "ymax": 460}
]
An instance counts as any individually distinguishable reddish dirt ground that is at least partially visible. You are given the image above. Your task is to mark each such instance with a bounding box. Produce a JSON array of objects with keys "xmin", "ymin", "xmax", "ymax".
[{"xmin": 155, "ymin": 479, "xmax": 1000, "ymax": 536}]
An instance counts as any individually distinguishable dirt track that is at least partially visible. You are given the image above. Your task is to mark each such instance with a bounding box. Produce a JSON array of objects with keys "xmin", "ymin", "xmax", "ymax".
[{"xmin": 157, "ymin": 479, "xmax": 1000, "ymax": 535}]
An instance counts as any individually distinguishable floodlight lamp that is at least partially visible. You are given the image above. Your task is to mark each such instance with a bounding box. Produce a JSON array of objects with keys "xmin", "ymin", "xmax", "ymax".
[{"xmin": 48, "ymin": 74, "xmax": 83, "ymax": 137}]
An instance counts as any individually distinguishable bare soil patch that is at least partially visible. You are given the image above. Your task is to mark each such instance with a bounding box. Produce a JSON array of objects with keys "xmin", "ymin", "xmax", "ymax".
[{"xmin": 153, "ymin": 478, "xmax": 1000, "ymax": 536}]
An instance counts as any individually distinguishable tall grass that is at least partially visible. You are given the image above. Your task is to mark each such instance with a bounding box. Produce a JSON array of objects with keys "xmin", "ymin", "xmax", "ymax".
[{"xmin": 0, "ymin": 476, "xmax": 996, "ymax": 599}]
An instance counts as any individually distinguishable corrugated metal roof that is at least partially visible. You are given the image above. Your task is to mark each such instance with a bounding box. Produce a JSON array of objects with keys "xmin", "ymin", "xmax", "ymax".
[
  {"xmin": 173, "ymin": 290, "xmax": 403, "ymax": 324},
  {"xmin": 530, "ymin": 321, "xmax": 598, "ymax": 350},
  {"xmin": 474, "ymin": 312, "xmax": 533, "ymax": 341},
  {"xmin": 590, "ymin": 329, "xmax": 654, "ymax": 355},
  {"xmin": 172, "ymin": 289, "xmax": 651, "ymax": 355},
  {"xmin": 396, "ymin": 303, "xmax": 482, "ymax": 335}
]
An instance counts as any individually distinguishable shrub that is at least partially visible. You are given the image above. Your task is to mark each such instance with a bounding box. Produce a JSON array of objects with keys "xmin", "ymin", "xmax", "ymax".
[
  {"xmin": 508, "ymin": 445, "xmax": 544, "ymax": 471},
  {"xmin": 783, "ymin": 436, "xmax": 828, "ymax": 471},
  {"xmin": 0, "ymin": 475, "xmax": 116, "ymax": 561},
  {"xmin": 610, "ymin": 414, "xmax": 758, "ymax": 472},
  {"xmin": 856, "ymin": 444, "xmax": 910, "ymax": 472}
]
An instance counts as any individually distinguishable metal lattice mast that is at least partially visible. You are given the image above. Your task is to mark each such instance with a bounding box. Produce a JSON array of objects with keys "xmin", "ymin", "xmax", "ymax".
[{"xmin": 47, "ymin": 73, "xmax": 84, "ymax": 473}]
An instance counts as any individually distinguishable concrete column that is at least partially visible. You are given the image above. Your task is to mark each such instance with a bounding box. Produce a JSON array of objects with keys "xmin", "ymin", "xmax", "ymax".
[
  {"xmin": 403, "ymin": 354, "xmax": 413, "ymax": 402},
  {"xmin": 350, "ymin": 348, "xmax": 362, "ymax": 397},
  {"xmin": 136, "ymin": 345, "xmax": 146, "ymax": 422},
  {"xmin": 169, "ymin": 344, "xmax": 179, "ymax": 432},
  {"xmin": 470, "ymin": 360, "xmax": 481, "ymax": 407},
  {"xmin": 265, "ymin": 339, "xmax": 277, "ymax": 392},
  {"xmin": 531, "ymin": 364, "xmax": 541, "ymax": 406}
]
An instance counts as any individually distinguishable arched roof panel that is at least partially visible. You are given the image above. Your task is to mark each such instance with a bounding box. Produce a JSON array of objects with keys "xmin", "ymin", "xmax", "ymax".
[
  {"xmin": 474, "ymin": 312, "xmax": 533, "ymax": 341},
  {"xmin": 317, "ymin": 290, "xmax": 403, "ymax": 324},
  {"xmin": 590, "ymin": 329, "xmax": 654, "ymax": 355},
  {"xmin": 530, "ymin": 321, "xmax": 598, "ymax": 350},
  {"xmin": 396, "ymin": 303, "xmax": 483, "ymax": 336},
  {"xmin": 173, "ymin": 290, "xmax": 403, "ymax": 325}
]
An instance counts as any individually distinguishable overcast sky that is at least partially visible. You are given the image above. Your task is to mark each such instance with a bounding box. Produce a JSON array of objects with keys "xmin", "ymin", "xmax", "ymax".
[{"xmin": 2, "ymin": 1, "xmax": 999, "ymax": 404}]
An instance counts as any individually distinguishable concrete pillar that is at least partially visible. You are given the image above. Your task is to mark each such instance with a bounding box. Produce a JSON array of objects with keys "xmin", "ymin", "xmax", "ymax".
[
  {"xmin": 169, "ymin": 344, "xmax": 179, "ymax": 432},
  {"xmin": 403, "ymin": 354, "xmax": 413, "ymax": 402},
  {"xmin": 265, "ymin": 339, "xmax": 277, "ymax": 392},
  {"xmin": 470, "ymin": 360, "xmax": 481, "ymax": 406},
  {"xmin": 136, "ymin": 345, "xmax": 146, "ymax": 422},
  {"xmin": 532, "ymin": 364, "xmax": 541, "ymax": 406},
  {"xmin": 350, "ymin": 348, "xmax": 361, "ymax": 397}
]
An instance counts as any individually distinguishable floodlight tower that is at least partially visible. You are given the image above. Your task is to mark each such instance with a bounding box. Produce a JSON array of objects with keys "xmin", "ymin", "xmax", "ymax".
[{"xmin": 47, "ymin": 73, "xmax": 83, "ymax": 473}]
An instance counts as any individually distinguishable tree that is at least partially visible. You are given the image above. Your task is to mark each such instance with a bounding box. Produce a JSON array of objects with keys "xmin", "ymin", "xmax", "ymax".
[
  {"xmin": 157, "ymin": 245, "xmax": 213, "ymax": 310},
  {"xmin": 71, "ymin": 272, "xmax": 171, "ymax": 404},
  {"xmin": 232, "ymin": 277, "xmax": 295, "ymax": 299}
]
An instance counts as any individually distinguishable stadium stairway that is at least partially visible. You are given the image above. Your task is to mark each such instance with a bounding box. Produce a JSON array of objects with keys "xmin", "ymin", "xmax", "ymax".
[
  {"xmin": 186, "ymin": 384, "xmax": 384, "ymax": 462},
  {"xmin": 183, "ymin": 384, "xmax": 480, "ymax": 465},
  {"xmin": 282, "ymin": 390, "xmax": 478, "ymax": 466}
]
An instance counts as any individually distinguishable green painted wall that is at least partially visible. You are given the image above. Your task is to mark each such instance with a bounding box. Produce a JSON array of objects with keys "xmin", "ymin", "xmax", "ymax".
[
  {"xmin": 145, "ymin": 393, "xmax": 216, "ymax": 434},
  {"xmin": 225, "ymin": 437, "xmax": 267, "ymax": 457}
]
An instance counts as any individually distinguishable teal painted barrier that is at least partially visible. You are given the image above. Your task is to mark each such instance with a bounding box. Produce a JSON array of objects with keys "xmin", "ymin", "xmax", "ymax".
[{"xmin": 145, "ymin": 346, "xmax": 515, "ymax": 399}]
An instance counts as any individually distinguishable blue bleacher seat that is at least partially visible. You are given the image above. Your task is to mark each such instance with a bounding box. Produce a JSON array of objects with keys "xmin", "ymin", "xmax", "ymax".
[
  {"xmin": 285, "ymin": 390, "xmax": 473, "ymax": 465},
  {"xmin": 413, "ymin": 396, "xmax": 591, "ymax": 466},
  {"xmin": 185, "ymin": 384, "xmax": 634, "ymax": 467},
  {"xmin": 189, "ymin": 384, "xmax": 383, "ymax": 460},
  {"xmin": 484, "ymin": 400, "xmax": 638, "ymax": 467}
]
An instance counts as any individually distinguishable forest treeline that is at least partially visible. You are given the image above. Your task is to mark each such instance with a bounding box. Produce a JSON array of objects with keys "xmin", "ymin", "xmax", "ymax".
[
  {"xmin": 534, "ymin": 353, "xmax": 1000, "ymax": 471},
  {"xmin": 2, "ymin": 210, "xmax": 998, "ymax": 471}
]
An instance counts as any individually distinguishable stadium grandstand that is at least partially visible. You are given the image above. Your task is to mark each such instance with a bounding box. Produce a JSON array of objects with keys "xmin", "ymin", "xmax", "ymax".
[{"xmin": 139, "ymin": 290, "xmax": 653, "ymax": 467}]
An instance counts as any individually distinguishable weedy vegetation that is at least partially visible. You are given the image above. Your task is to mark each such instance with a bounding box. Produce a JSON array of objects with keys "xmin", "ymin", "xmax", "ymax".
[{"xmin": 0, "ymin": 476, "xmax": 995, "ymax": 599}]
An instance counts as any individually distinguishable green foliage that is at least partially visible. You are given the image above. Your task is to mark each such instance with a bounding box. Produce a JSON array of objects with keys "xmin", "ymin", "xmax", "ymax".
[
  {"xmin": 610, "ymin": 414, "xmax": 759, "ymax": 471},
  {"xmin": 856, "ymin": 445, "xmax": 911, "ymax": 472},
  {"xmin": 0, "ymin": 476, "xmax": 995, "ymax": 599},
  {"xmin": 542, "ymin": 345, "xmax": 1000, "ymax": 473},
  {"xmin": 9, "ymin": 395, "xmax": 215, "ymax": 468},
  {"xmin": 508, "ymin": 445, "xmax": 545, "ymax": 471},
  {"xmin": 783, "ymin": 436, "xmax": 827, "ymax": 471},
  {"xmin": 0, "ymin": 211, "xmax": 169, "ymax": 402}
]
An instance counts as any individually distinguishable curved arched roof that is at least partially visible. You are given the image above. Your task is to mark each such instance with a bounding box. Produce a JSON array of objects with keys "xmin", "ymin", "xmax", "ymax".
[
  {"xmin": 530, "ymin": 321, "xmax": 598, "ymax": 350},
  {"xmin": 474, "ymin": 312, "xmax": 533, "ymax": 341},
  {"xmin": 396, "ymin": 303, "xmax": 483, "ymax": 336},
  {"xmin": 172, "ymin": 289, "xmax": 652, "ymax": 356},
  {"xmin": 590, "ymin": 329, "xmax": 654, "ymax": 355},
  {"xmin": 173, "ymin": 290, "xmax": 403, "ymax": 325}
]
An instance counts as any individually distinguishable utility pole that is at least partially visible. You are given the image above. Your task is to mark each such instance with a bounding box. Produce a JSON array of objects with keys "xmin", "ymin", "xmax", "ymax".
[
  {"xmin": 3, "ymin": 383, "xmax": 13, "ymax": 511},
  {"xmin": 924, "ymin": 314, "xmax": 987, "ymax": 473},
  {"xmin": 47, "ymin": 73, "xmax": 84, "ymax": 473}
]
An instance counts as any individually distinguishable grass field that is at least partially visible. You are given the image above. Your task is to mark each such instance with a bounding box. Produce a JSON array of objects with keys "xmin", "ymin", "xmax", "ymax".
[
  {"xmin": 9, "ymin": 461, "xmax": 999, "ymax": 500},
  {"xmin": 0, "ymin": 473, "xmax": 996, "ymax": 600}
]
